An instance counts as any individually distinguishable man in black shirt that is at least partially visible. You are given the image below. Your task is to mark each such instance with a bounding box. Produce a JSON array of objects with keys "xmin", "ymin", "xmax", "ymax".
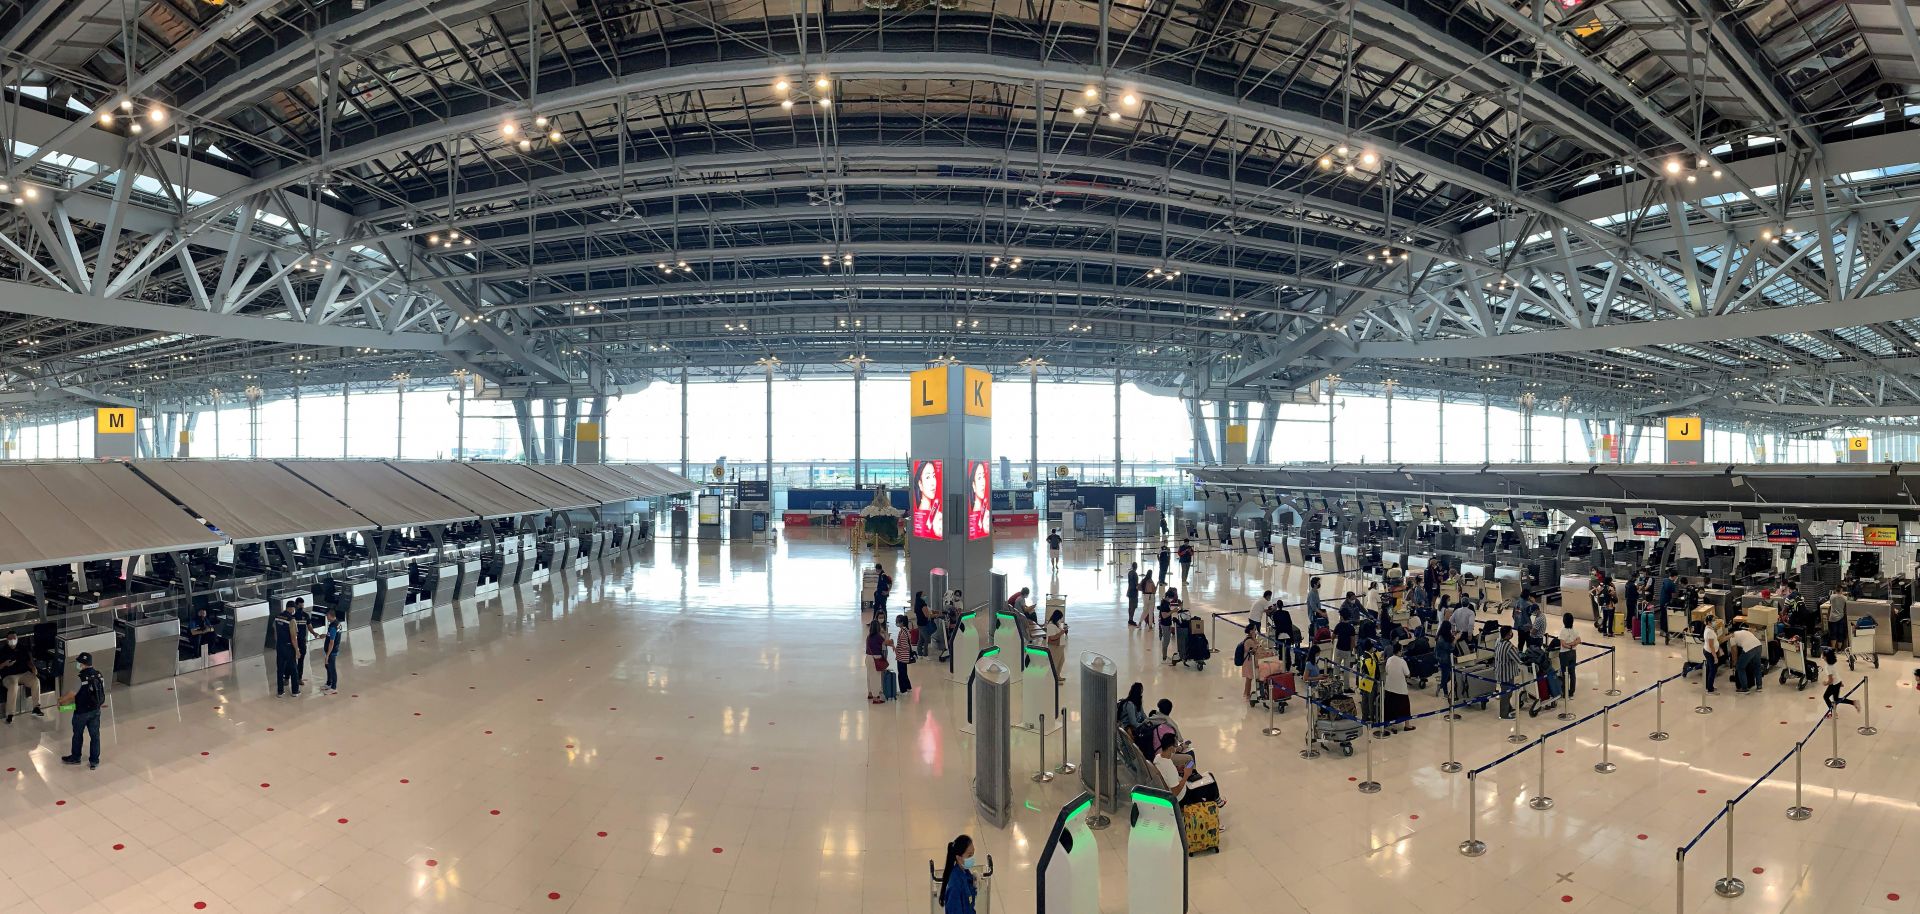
[
  {"xmin": 273, "ymin": 606, "xmax": 303, "ymax": 697},
  {"xmin": 58, "ymin": 652, "xmax": 105, "ymax": 769}
]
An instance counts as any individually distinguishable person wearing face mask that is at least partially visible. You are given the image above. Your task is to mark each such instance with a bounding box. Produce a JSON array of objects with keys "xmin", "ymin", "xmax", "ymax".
[
  {"xmin": 1, "ymin": 630, "xmax": 43, "ymax": 724},
  {"xmin": 57, "ymin": 651, "xmax": 106, "ymax": 769},
  {"xmin": 938, "ymin": 834, "xmax": 979, "ymax": 914}
]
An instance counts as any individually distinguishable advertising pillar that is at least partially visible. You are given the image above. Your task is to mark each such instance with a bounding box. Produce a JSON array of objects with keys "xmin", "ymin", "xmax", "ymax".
[{"xmin": 909, "ymin": 364, "xmax": 994, "ymax": 611}]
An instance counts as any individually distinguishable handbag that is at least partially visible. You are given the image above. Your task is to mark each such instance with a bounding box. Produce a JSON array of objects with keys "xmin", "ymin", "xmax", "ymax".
[{"xmin": 871, "ymin": 654, "xmax": 887, "ymax": 672}]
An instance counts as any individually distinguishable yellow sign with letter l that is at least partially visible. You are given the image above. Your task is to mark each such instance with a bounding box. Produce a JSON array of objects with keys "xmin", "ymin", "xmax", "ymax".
[{"xmin": 910, "ymin": 366, "xmax": 950, "ymax": 417}]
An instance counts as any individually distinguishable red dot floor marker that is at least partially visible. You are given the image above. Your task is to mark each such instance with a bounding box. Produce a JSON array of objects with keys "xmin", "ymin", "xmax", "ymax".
[
  {"xmin": 400, "ymin": 779, "xmax": 410, "ymax": 784},
  {"xmin": 1889, "ymin": 894, "xmax": 1901, "ymax": 901},
  {"xmin": 489, "ymin": 809, "xmax": 501, "ymax": 816},
  {"xmin": 655, "ymin": 756, "xmax": 664, "ymax": 761},
  {"xmin": 1561, "ymin": 896, "xmax": 1573, "ymax": 903},
  {"xmin": 147, "ymin": 726, "xmax": 156, "ymax": 730},
  {"xmin": 112, "ymin": 843, "xmax": 124, "ymax": 850},
  {"xmin": 1637, "ymin": 834, "xmax": 1648, "ymax": 840},
  {"xmin": 260, "ymin": 783, "xmax": 271, "ymax": 789},
  {"xmin": 194, "ymin": 904, "xmax": 207, "ymax": 910},
  {"xmin": 1752, "ymin": 867, "xmax": 1764, "ymax": 874},
  {"xmin": 1555, "ymin": 749, "xmax": 1565, "ymax": 754},
  {"xmin": 1409, "ymin": 815, "xmax": 1419, "ymax": 820},
  {"xmin": 1697, "ymin": 789, "xmax": 1707, "ymax": 794},
  {"xmin": 711, "ymin": 847, "xmax": 724, "ymax": 854},
  {"xmin": 1742, "ymin": 752, "xmax": 1751, "ymax": 757},
  {"xmin": 337, "ymin": 818, "xmax": 349, "ymax": 824},
  {"xmin": 327, "ymin": 752, "xmax": 337, "ymax": 757},
  {"xmin": 54, "ymin": 800, "xmax": 65, "ymax": 806},
  {"xmin": 1347, "ymin": 776, "xmax": 1357, "ymax": 782},
  {"xmin": 596, "ymin": 831, "xmax": 608, "ymax": 837},
  {"xmin": 200, "ymin": 752, "xmax": 209, "ymax": 757},
  {"xmin": 413, "ymin": 712, "xmax": 422, "ymax": 716},
  {"xmin": 548, "ymin": 893, "xmax": 562, "ymax": 900},
  {"xmin": 565, "ymin": 744, "xmax": 574, "ymax": 749},
  {"xmin": 265, "ymin": 728, "xmax": 274, "ymax": 732},
  {"xmin": 751, "ymin": 766, "xmax": 761, "ymax": 771},
  {"xmin": 609, "ymin": 707, "xmax": 618, "ymax": 711},
  {"xmin": 425, "ymin": 860, "xmax": 437, "ymax": 867}
]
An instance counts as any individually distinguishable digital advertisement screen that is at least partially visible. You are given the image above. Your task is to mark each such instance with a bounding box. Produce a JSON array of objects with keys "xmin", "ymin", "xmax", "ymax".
[
  {"xmin": 1588, "ymin": 514, "xmax": 1619, "ymax": 532},
  {"xmin": 1115, "ymin": 493, "xmax": 1137, "ymax": 525},
  {"xmin": 1628, "ymin": 517, "xmax": 1658, "ymax": 536},
  {"xmin": 1430, "ymin": 506, "xmax": 1458, "ymax": 523},
  {"xmin": 1764, "ymin": 522, "xmax": 1801, "ymax": 545},
  {"xmin": 966, "ymin": 460, "xmax": 991, "ymax": 540},
  {"xmin": 1489, "ymin": 509, "xmax": 1515, "ymax": 526},
  {"xmin": 1519, "ymin": 510, "xmax": 1549, "ymax": 528},
  {"xmin": 1863, "ymin": 524, "xmax": 1899, "ymax": 547},
  {"xmin": 1711, "ymin": 520, "xmax": 1747, "ymax": 542},
  {"xmin": 911, "ymin": 460, "xmax": 944, "ymax": 539}
]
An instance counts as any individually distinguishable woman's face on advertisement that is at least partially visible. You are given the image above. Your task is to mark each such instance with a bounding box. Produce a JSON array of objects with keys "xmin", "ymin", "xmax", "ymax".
[
  {"xmin": 972, "ymin": 464, "xmax": 986, "ymax": 494},
  {"xmin": 918, "ymin": 464, "xmax": 937, "ymax": 499}
]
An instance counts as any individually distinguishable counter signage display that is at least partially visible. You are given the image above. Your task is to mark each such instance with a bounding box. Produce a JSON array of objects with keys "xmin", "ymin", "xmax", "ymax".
[
  {"xmin": 697, "ymin": 495, "xmax": 721, "ymax": 525},
  {"xmin": 1630, "ymin": 517, "xmax": 1660, "ymax": 536},
  {"xmin": 1588, "ymin": 514, "xmax": 1620, "ymax": 532},
  {"xmin": 737, "ymin": 480, "xmax": 770, "ymax": 502},
  {"xmin": 1488, "ymin": 509, "xmax": 1515, "ymax": 526},
  {"xmin": 1764, "ymin": 522, "xmax": 1801, "ymax": 545},
  {"xmin": 1519, "ymin": 510, "xmax": 1549, "ymax": 528},
  {"xmin": 912, "ymin": 460, "xmax": 945, "ymax": 539},
  {"xmin": 1711, "ymin": 520, "xmax": 1747, "ymax": 541},
  {"xmin": 1863, "ymin": 523, "xmax": 1899, "ymax": 547},
  {"xmin": 1430, "ymin": 505, "xmax": 1458, "ymax": 523},
  {"xmin": 966, "ymin": 460, "xmax": 991, "ymax": 540},
  {"xmin": 1114, "ymin": 493, "xmax": 1137, "ymax": 525}
]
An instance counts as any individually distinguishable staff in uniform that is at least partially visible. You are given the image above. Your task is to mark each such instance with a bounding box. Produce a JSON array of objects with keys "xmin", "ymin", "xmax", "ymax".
[{"xmin": 273, "ymin": 605, "xmax": 304, "ymax": 697}]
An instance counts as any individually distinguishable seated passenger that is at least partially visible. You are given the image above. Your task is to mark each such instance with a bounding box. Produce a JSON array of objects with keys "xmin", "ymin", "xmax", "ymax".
[{"xmin": 1154, "ymin": 733, "xmax": 1223, "ymax": 807}]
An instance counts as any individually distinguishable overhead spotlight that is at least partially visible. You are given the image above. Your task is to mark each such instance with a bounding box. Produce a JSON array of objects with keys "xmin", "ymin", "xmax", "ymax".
[
  {"xmin": 1107, "ymin": 110, "xmax": 1121, "ymax": 121},
  {"xmin": 1083, "ymin": 86, "xmax": 1098, "ymax": 100},
  {"xmin": 815, "ymin": 76, "xmax": 831, "ymax": 89},
  {"xmin": 1359, "ymin": 151, "xmax": 1378, "ymax": 166},
  {"xmin": 1665, "ymin": 159, "xmax": 1683, "ymax": 174},
  {"xmin": 1072, "ymin": 106, "xmax": 1087, "ymax": 117},
  {"xmin": 781, "ymin": 99, "xmax": 795, "ymax": 109},
  {"xmin": 548, "ymin": 129, "xmax": 562, "ymax": 141},
  {"xmin": 775, "ymin": 79, "xmax": 790, "ymax": 91},
  {"xmin": 534, "ymin": 115, "xmax": 549, "ymax": 128},
  {"xmin": 502, "ymin": 120, "xmax": 517, "ymax": 135},
  {"xmin": 99, "ymin": 111, "xmax": 114, "ymax": 125},
  {"xmin": 1121, "ymin": 93, "xmax": 1138, "ymax": 106},
  {"xmin": 519, "ymin": 139, "xmax": 533, "ymax": 150},
  {"xmin": 120, "ymin": 98, "xmax": 134, "ymax": 111}
]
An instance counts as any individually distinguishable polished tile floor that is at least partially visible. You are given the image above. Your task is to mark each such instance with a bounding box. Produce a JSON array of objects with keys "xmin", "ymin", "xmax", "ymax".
[{"xmin": 1, "ymin": 529, "xmax": 1916, "ymax": 913}]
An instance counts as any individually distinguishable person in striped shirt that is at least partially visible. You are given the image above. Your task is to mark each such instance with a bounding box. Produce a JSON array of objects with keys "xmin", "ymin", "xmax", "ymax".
[
  {"xmin": 893, "ymin": 614, "xmax": 915, "ymax": 694},
  {"xmin": 1492, "ymin": 625, "xmax": 1524, "ymax": 720}
]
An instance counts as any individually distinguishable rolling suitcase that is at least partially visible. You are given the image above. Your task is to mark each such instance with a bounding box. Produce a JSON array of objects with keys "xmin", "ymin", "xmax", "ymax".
[
  {"xmin": 1639, "ymin": 610, "xmax": 1657, "ymax": 646},
  {"xmin": 1181, "ymin": 800, "xmax": 1221, "ymax": 856},
  {"xmin": 881, "ymin": 670, "xmax": 898, "ymax": 700}
]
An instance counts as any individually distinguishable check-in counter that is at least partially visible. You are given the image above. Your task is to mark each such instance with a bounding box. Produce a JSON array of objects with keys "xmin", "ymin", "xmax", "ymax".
[
  {"xmin": 526, "ymin": 538, "xmax": 550, "ymax": 584},
  {"xmin": 1560, "ymin": 575, "xmax": 1594, "ymax": 620},
  {"xmin": 113, "ymin": 616, "xmax": 180, "ymax": 686},
  {"xmin": 1700, "ymin": 587, "xmax": 1745, "ymax": 618},
  {"xmin": 340, "ymin": 576, "xmax": 378, "ymax": 629},
  {"xmin": 455, "ymin": 557, "xmax": 481, "ymax": 600},
  {"xmin": 56, "ymin": 626, "xmax": 116, "ymax": 695},
  {"xmin": 428, "ymin": 562, "xmax": 458, "ymax": 607},
  {"xmin": 222, "ymin": 599, "xmax": 272, "ymax": 659},
  {"xmin": 374, "ymin": 569, "xmax": 411, "ymax": 620}
]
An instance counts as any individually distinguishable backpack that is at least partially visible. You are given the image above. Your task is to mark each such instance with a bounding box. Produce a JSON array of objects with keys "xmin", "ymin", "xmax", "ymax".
[
  {"xmin": 1135, "ymin": 720, "xmax": 1175, "ymax": 760},
  {"xmin": 1233, "ymin": 642, "xmax": 1248, "ymax": 667},
  {"xmin": 77, "ymin": 670, "xmax": 106, "ymax": 712}
]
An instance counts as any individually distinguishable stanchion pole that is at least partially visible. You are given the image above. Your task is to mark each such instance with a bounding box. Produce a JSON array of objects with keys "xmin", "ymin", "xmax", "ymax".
[
  {"xmin": 1649, "ymin": 681, "xmax": 1670, "ymax": 741},
  {"xmin": 1032, "ymin": 716, "xmax": 1055, "ymax": 782},
  {"xmin": 1507, "ymin": 685, "xmax": 1528, "ymax": 744},
  {"xmin": 1086, "ymin": 750, "xmax": 1112, "ymax": 830},
  {"xmin": 1263, "ymin": 672, "xmax": 1284, "ymax": 736},
  {"xmin": 1786, "ymin": 741, "xmax": 1811, "ymax": 821},
  {"xmin": 1676, "ymin": 850, "xmax": 1687, "ymax": 914},
  {"xmin": 1606, "ymin": 648, "xmax": 1621, "ymax": 696},
  {"xmin": 1055, "ymin": 708, "xmax": 1076, "ymax": 775},
  {"xmin": 1557, "ymin": 666, "xmax": 1575, "ymax": 722},
  {"xmin": 1529, "ymin": 738, "xmax": 1554, "ymax": 810},
  {"xmin": 1594, "ymin": 707, "xmax": 1617, "ymax": 773},
  {"xmin": 1458, "ymin": 771, "xmax": 1486, "ymax": 857},
  {"xmin": 1858, "ymin": 678, "xmax": 1878, "ymax": 736},
  {"xmin": 1357, "ymin": 724, "xmax": 1381, "ymax": 794},
  {"xmin": 1695, "ymin": 663, "xmax": 1714, "ymax": 715},
  {"xmin": 1440, "ymin": 706, "xmax": 1462, "ymax": 773},
  {"xmin": 1299, "ymin": 698, "xmax": 1321, "ymax": 760},
  {"xmin": 1713, "ymin": 800, "xmax": 1745, "ymax": 898},
  {"xmin": 1824, "ymin": 712, "xmax": 1847, "ymax": 769}
]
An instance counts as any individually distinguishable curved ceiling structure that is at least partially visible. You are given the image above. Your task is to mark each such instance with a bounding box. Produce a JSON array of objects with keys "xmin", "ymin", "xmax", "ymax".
[{"xmin": 3, "ymin": 0, "xmax": 1920, "ymax": 430}]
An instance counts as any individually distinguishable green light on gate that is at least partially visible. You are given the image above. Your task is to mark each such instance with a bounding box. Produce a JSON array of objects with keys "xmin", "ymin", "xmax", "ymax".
[
  {"xmin": 1067, "ymin": 798, "xmax": 1093, "ymax": 820},
  {"xmin": 1024, "ymin": 801, "xmax": 1041, "ymax": 812},
  {"xmin": 981, "ymin": 647, "xmax": 1001, "ymax": 657},
  {"xmin": 995, "ymin": 611, "xmax": 1017, "ymax": 621},
  {"xmin": 1023, "ymin": 646, "xmax": 1049, "ymax": 658},
  {"xmin": 1130, "ymin": 790, "xmax": 1175, "ymax": 810}
]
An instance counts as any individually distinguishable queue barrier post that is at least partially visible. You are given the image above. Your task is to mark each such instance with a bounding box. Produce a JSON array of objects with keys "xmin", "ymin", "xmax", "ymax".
[
  {"xmin": 1031, "ymin": 715, "xmax": 1055, "ymax": 782},
  {"xmin": 1507, "ymin": 685, "xmax": 1528, "ymax": 744},
  {"xmin": 1649, "ymin": 680, "xmax": 1670, "ymax": 741},
  {"xmin": 1528, "ymin": 737, "xmax": 1554, "ymax": 810},
  {"xmin": 1055, "ymin": 708, "xmax": 1076, "ymax": 775},
  {"xmin": 1606, "ymin": 648, "xmax": 1621, "ymax": 696},
  {"xmin": 1458, "ymin": 771, "xmax": 1486, "ymax": 857},
  {"xmin": 1440, "ymin": 705, "xmax": 1462, "ymax": 773},
  {"xmin": 1785, "ymin": 741, "xmax": 1811, "ymax": 821},
  {"xmin": 1858, "ymin": 678, "xmax": 1878, "ymax": 736},
  {"xmin": 1299, "ymin": 696, "xmax": 1321, "ymax": 760},
  {"xmin": 1357, "ymin": 724, "xmax": 1381, "ymax": 794},
  {"xmin": 1824, "ymin": 708, "xmax": 1847, "ymax": 770},
  {"xmin": 1713, "ymin": 800, "xmax": 1745, "ymax": 898},
  {"xmin": 1676, "ymin": 850, "xmax": 1687, "ymax": 914},
  {"xmin": 1594, "ymin": 707, "xmax": 1617, "ymax": 774}
]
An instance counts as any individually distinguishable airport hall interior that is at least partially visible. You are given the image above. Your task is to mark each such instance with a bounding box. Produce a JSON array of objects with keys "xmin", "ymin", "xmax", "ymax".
[{"xmin": 6, "ymin": 0, "xmax": 1920, "ymax": 911}]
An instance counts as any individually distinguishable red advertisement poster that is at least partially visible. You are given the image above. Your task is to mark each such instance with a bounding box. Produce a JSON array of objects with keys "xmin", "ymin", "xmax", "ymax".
[
  {"xmin": 911, "ymin": 460, "xmax": 944, "ymax": 539},
  {"xmin": 967, "ymin": 460, "xmax": 991, "ymax": 540}
]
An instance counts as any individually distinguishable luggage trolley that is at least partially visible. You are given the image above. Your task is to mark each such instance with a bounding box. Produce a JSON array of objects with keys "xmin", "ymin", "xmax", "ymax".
[
  {"xmin": 1777, "ymin": 637, "xmax": 1815, "ymax": 690},
  {"xmin": 1307, "ymin": 675, "xmax": 1363, "ymax": 757},
  {"xmin": 1848, "ymin": 617, "xmax": 1881, "ymax": 670}
]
